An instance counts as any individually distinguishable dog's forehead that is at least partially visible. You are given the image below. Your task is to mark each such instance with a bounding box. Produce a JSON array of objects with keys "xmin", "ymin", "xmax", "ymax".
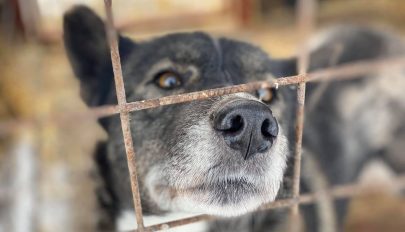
[
  {"xmin": 123, "ymin": 32, "xmax": 273, "ymax": 81},
  {"xmin": 219, "ymin": 38, "xmax": 273, "ymax": 73},
  {"xmin": 126, "ymin": 32, "xmax": 215, "ymax": 65}
]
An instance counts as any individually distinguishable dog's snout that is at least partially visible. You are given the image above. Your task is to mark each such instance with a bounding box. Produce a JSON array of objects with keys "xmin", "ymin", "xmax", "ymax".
[{"xmin": 212, "ymin": 99, "xmax": 278, "ymax": 160}]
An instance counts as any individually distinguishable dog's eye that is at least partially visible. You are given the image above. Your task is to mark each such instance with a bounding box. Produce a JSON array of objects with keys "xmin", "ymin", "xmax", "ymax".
[
  {"xmin": 256, "ymin": 88, "xmax": 276, "ymax": 104},
  {"xmin": 154, "ymin": 71, "xmax": 182, "ymax": 89}
]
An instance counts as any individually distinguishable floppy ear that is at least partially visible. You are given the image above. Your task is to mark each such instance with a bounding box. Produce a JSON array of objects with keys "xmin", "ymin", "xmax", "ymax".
[{"xmin": 63, "ymin": 5, "xmax": 135, "ymax": 107}]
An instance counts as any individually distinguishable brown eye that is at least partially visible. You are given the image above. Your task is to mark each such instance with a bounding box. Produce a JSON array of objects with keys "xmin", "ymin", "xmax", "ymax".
[
  {"xmin": 257, "ymin": 88, "xmax": 276, "ymax": 103},
  {"xmin": 155, "ymin": 71, "xmax": 182, "ymax": 89}
]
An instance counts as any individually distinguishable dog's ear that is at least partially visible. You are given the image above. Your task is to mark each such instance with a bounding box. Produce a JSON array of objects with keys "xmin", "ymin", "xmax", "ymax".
[{"xmin": 63, "ymin": 6, "xmax": 135, "ymax": 106}]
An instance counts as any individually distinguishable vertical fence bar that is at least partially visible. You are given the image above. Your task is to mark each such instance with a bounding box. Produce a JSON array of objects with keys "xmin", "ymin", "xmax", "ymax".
[
  {"xmin": 103, "ymin": 0, "xmax": 145, "ymax": 231},
  {"xmin": 291, "ymin": 0, "xmax": 317, "ymax": 224}
]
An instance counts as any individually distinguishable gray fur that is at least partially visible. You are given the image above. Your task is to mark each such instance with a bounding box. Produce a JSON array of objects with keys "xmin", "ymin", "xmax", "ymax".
[{"xmin": 63, "ymin": 6, "xmax": 405, "ymax": 232}]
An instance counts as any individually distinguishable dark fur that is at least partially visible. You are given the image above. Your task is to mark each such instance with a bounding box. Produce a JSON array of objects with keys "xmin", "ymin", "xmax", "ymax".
[{"xmin": 63, "ymin": 6, "xmax": 405, "ymax": 232}]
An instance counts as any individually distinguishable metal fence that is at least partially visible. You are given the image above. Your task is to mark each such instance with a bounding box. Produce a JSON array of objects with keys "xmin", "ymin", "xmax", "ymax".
[{"xmin": 1, "ymin": 0, "xmax": 405, "ymax": 231}]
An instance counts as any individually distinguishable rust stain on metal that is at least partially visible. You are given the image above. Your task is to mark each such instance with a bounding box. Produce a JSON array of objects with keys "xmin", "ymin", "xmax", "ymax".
[{"xmin": 104, "ymin": 0, "xmax": 145, "ymax": 230}]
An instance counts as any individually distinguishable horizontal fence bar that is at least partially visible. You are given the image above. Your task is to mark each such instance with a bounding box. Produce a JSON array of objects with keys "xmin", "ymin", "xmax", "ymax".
[
  {"xmin": 1, "ymin": 56, "xmax": 405, "ymax": 138},
  {"xmin": 122, "ymin": 55, "xmax": 405, "ymax": 112},
  {"xmin": 126, "ymin": 174, "xmax": 405, "ymax": 232},
  {"xmin": 2, "ymin": 173, "xmax": 400, "ymax": 225}
]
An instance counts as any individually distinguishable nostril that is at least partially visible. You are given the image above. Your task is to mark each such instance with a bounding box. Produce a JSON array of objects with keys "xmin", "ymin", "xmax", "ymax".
[
  {"xmin": 226, "ymin": 115, "xmax": 244, "ymax": 133},
  {"xmin": 261, "ymin": 118, "xmax": 278, "ymax": 139},
  {"xmin": 214, "ymin": 111, "xmax": 245, "ymax": 134}
]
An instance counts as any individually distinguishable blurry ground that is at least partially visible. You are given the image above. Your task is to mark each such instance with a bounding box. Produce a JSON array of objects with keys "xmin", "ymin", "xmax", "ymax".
[
  {"xmin": 345, "ymin": 161, "xmax": 405, "ymax": 232},
  {"xmin": 0, "ymin": 0, "xmax": 404, "ymax": 231},
  {"xmin": 346, "ymin": 191, "xmax": 405, "ymax": 232},
  {"xmin": 0, "ymin": 42, "xmax": 106, "ymax": 231}
]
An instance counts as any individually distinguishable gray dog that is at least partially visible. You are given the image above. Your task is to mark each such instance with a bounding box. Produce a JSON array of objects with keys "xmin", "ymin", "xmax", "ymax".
[{"xmin": 63, "ymin": 6, "xmax": 405, "ymax": 232}]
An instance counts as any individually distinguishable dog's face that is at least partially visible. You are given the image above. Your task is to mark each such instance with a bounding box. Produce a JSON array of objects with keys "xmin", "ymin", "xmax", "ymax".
[{"xmin": 64, "ymin": 6, "xmax": 295, "ymax": 217}]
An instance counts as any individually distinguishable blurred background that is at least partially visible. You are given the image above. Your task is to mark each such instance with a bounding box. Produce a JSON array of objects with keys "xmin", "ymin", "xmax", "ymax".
[{"xmin": 0, "ymin": 0, "xmax": 404, "ymax": 231}]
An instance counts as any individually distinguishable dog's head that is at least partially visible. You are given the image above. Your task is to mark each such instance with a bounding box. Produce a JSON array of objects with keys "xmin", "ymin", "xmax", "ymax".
[{"xmin": 64, "ymin": 6, "xmax": 296, "ymax": 217}]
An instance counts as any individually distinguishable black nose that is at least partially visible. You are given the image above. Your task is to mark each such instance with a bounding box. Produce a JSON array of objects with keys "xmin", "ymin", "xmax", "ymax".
[{"xmin": 212, "ymin": 99, "xmax": 278, "ymax": 160}]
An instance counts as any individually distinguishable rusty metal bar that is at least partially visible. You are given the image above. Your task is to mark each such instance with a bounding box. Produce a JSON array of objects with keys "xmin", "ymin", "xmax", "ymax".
[
  {"xmin": 290, "ymin": 0, "xmax": 316, "ymax": 221},
  {"xmin": 124, "ymin": 174, "xmax": 405, "ymax": 232},
  {"xmin": 1, "ymin": 56, "xmax": 405, "ymax": 138},
  {"xmin": 104, "ymin": 0, "xmax": 145, "ymax": 230},
  {"xmin": 265, "ymin": 173, "xmax": 405, "ymax": 209},
  {"xmin": 144, "ymin": 215, "xmax": 213, "ymax": 232}
]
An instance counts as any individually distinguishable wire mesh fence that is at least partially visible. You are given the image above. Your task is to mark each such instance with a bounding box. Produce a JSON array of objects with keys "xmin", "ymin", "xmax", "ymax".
[
  {"xmin": 1, "ymin": 0, "xmax": 405, "ymax": 231},
  {"xmin": 99, "ymin": 0, "xmax": 405, "ymax": 231}
]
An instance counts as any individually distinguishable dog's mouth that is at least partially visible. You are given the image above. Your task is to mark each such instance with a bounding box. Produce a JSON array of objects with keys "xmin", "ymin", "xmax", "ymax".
[
  {"xmin": 147, "ymin": 161, "xmax": 285, "ymax": 216},
  {"xmin": 183, "ymin": 176, "xmax": 257, "ymax": 197},
  {"xmin": 162, "ymin": 173, "xmax": 277, "ymax": 216},
  {"xmin": 189, "ymin": 177, "xmax": 259, "ymax": 204}
]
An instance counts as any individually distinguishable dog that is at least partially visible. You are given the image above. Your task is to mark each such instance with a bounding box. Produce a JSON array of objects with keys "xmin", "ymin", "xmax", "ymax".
[{"xmin": 63, "ymin": 6, "xmax": 405, "ymax": 232}]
